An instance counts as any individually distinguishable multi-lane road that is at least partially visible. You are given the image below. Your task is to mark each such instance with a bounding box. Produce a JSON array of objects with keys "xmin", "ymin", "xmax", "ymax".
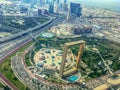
[
  {"xmin": 0, "ymin": 73, "xmax": 19, "ymax": 90},
  {"xmin": 0, "ymin": 15, "xmax": 64, "ymax": 63},
  {"xmin": 0, "ymin": 15, "xmax": 64, "ymax": 90}
]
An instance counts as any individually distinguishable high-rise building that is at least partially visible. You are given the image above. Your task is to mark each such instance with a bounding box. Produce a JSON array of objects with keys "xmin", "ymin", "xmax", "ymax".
[
  {"xmin": 56, "ymin": 0, "xmax": 59, "ymax": 4},
  {"xmin": 22, "ymin": 0, "xmax": 30, "ymax": 3},
  {"xmin": 54, "ymin": 4, "xmax": 59, "ymax": 13},
  {"xmin": 49, "ymin": 4, "xmax": 54, "ymax": 13},
  {"xmin": 62, "ymin": 4, "xmax": 68, "ymax": 11},
  {"xmin": 45, "ymin": 0, "xmax": 49, "ymax": 4},
  {"xmin": 39, "ymin": 0, "xmax": 46, "ymax": 5},
  {"xmin": 67, "ymin": 7, "xmax": 71, "ymax": 21},
  {"xmin": 44, "ymin": 9, "xmax": 49, "ymax": 15},
  {"xmin": 38, "ymin": 9, "xmax": 42, "ymax": 15},
  {"xmin": 39, "ymin": 0, "xmax": 44, "ymax": 5},
  {"xmin": 70, "ymin": 3, "xmax": 82, "ymax": 17},
  {"xmin": 62, "ymin": 0, "xmax": 68, "ymax": 11},
  {"xmin": 0, "ymin": 11, "xmax": 3, "ymax": 26},
  {"xmin": 64, "ymin": 0, "xmax": 67, "ymax": 4},
  {"xmin": 20, "ymin": 6, "xmax": 28, "ymax": 13},
  {"xmin": 40, "ymin": 0, "xmax": 42, "ymax": 3}
]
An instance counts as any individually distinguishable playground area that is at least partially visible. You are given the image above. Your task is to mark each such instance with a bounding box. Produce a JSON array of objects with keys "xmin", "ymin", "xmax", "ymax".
[{"xmin": 34, "ymin": 48, "xmax": 75, "ymax": 71}]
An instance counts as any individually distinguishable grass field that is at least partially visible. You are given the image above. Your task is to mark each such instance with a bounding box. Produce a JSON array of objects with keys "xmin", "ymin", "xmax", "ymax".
[
  {"xmin": 0, "ymin": 82, "xmax": 4, "ymax": 88},
  {"xmin": 0, "ymin": 41, "xmax": 33, "ymax": 90},
  {"xmin": 25, "ymin": 53, "xmax": 33, "ymax": 66},
  {"xmin": 36, "ymin": 36, "xmax": 120, "ymax": 80}
]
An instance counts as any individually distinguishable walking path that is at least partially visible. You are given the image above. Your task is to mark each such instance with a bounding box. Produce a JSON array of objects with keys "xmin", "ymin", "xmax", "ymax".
[{"xmin": 0, "ymin": 73, "xmax": 19, "ymax": 90}]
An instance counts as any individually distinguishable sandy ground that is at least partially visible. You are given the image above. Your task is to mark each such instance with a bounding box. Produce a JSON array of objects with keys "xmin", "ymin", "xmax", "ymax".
[
  {"xmin": 94, "ymin": 75, "xmax": 120, "ymax": 90},
  {"xmin": 34, "ymin": 48, "xmax": 75, "ymax": 70},
  {"xmin": 107, "ymin": 78, "xmax": 120, "ymax": 85}
]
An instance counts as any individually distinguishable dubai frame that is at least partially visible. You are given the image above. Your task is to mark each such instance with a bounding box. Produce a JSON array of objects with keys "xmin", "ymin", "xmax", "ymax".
[{"xmin": 60, "ymin": 40, "xmax": 85, "ymax": 78}]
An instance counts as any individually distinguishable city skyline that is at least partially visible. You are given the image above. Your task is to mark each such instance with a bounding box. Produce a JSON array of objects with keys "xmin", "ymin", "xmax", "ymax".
[{"xmin": 0, "ymin": 0, "xmax": 120, "ymax": 90}]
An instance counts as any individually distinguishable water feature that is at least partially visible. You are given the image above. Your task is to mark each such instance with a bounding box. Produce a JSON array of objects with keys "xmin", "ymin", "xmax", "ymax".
[{"xmin": 68, "ymin": 75, "xmax": 79, "ymax": 82}]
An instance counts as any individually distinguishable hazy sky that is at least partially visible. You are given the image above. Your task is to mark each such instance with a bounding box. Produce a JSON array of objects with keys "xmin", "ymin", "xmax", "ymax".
[
  {"xmin": 68, "ymin": 0, "xmax": 120, "ymax": 6},
  {"xmin": 68, "ymin": 0, "xmax": 120, "ymax": 12},
  {"xmin": 68, "ymin": 0, "xmax": 120, "ymax": 2}
]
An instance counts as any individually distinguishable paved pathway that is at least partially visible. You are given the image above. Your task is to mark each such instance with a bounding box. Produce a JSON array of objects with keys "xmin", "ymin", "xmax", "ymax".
[{"xmin": 0, "ymin": 73, "xmax": 19, "ymax": 90}]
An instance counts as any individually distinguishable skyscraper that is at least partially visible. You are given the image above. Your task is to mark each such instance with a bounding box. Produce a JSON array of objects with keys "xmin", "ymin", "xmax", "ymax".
[
  {"xmin": 0, "ymin": 11, "xmax": 3, "ymax": 26},
  {"xmin": 40, "ymin": 0, "xmax": 42, "ymax": 3},
  {"xmin": 45, "ymin": 0, "xmax": 49, "ymax": 4},
  {"xmin": 62, "ymin": 4, "xmax": 68, "ymax": 11},
  {"xmin": 54, "ymin": 3, "xmax": 59, "ymax": 13},
  {"xmin": 22, "ymin": 0, "xmax": 30, "ymax": 3},
  {"xmin": 20, "ymin": 6, "xmax": 28, "ymax": 13},
  {"xmin": 49, "ymin": 4, "xmax": 54, "ymax": 13},
  {"xmin": 67, "ymin": 7, "xmax": 71, "ymax": 21},
  {"xmin": 38, "ymin": 9, "xmax": 42, "ymax": 15},
  {"xmin": 70, "ymin": 3, "xmax": 82, "ymax": 17},
  {"xmin": 56, "ymin": 0, "xmax": 59, "ymax": 4},
  {"xmin": 64, "ymin": 0, "xmax": 67, "ymax": 4}
]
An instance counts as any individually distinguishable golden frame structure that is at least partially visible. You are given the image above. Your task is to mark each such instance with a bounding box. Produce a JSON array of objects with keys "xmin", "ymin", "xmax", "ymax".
[{"xmin": 60, "ymin": 40, "xmax": 85, "ymax": 78}]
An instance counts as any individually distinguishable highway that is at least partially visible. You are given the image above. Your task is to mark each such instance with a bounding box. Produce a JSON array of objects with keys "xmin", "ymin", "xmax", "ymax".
[
  {"xmin": 0, "ymin": 73, "xmax": 19, "ymax": 90},
  {"xmin": 0, "ymin": 16, "xmax": 52, "ymax": 43},
  {"xmin": 0, "ymin": 15, "xmax": 64, "ymax": 90},
  {"xmin": 0, "ymin": 15, "xmax": 64, "ymax": 63}
]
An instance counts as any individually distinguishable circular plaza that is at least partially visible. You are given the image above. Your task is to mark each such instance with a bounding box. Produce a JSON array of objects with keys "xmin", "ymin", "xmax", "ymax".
[{"xmin": 34, "ymin": 48, "xmax": 76, "ymax": 78}]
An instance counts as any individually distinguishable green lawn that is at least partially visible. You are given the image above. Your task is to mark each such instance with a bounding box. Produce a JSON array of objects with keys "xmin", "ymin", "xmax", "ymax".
[
  {"xmin": 0, "ymin": 41, "xmax": 33, "ymax": 90},
  {"xmin": 35, "ymin": 18, "xmax": 49, "ymax": 24},
  {"xmin": 36, "ymin": 36, "xmax": 120, "ymax": 80},
  {"xmin": 25, "ymin": 53, "xmax": 32, "ymax": 66},
  {"xmin": 1, "ymin": 16, "xmax": 49, "ymax": 34},
  {"xmin": 0, "ymin": 82, "xmax": 4, "ymax": 88}
]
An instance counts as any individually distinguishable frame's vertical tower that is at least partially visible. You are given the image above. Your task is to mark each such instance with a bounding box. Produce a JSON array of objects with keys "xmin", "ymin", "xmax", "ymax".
[
  {"xmin": 76, "ymin": 43, "xmax": 85, "ymax": 70},
  {"xmin": 60, "ymin": 40, "xmax": 85, "ymax": 78},
  {"xmin": 60, "ymin": 45, "xmax": 68, "ymax": 78}
]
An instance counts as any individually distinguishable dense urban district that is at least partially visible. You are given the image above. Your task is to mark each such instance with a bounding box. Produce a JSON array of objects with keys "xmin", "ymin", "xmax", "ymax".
[{"xmin": 0, "ymin": 0, "xmax": 120, "ymax": 90}]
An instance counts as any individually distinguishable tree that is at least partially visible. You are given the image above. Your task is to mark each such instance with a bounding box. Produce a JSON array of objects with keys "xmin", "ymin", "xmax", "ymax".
[{"xmin": 4, "ymin": 86, "xmax": 11, "ymax": 90}]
